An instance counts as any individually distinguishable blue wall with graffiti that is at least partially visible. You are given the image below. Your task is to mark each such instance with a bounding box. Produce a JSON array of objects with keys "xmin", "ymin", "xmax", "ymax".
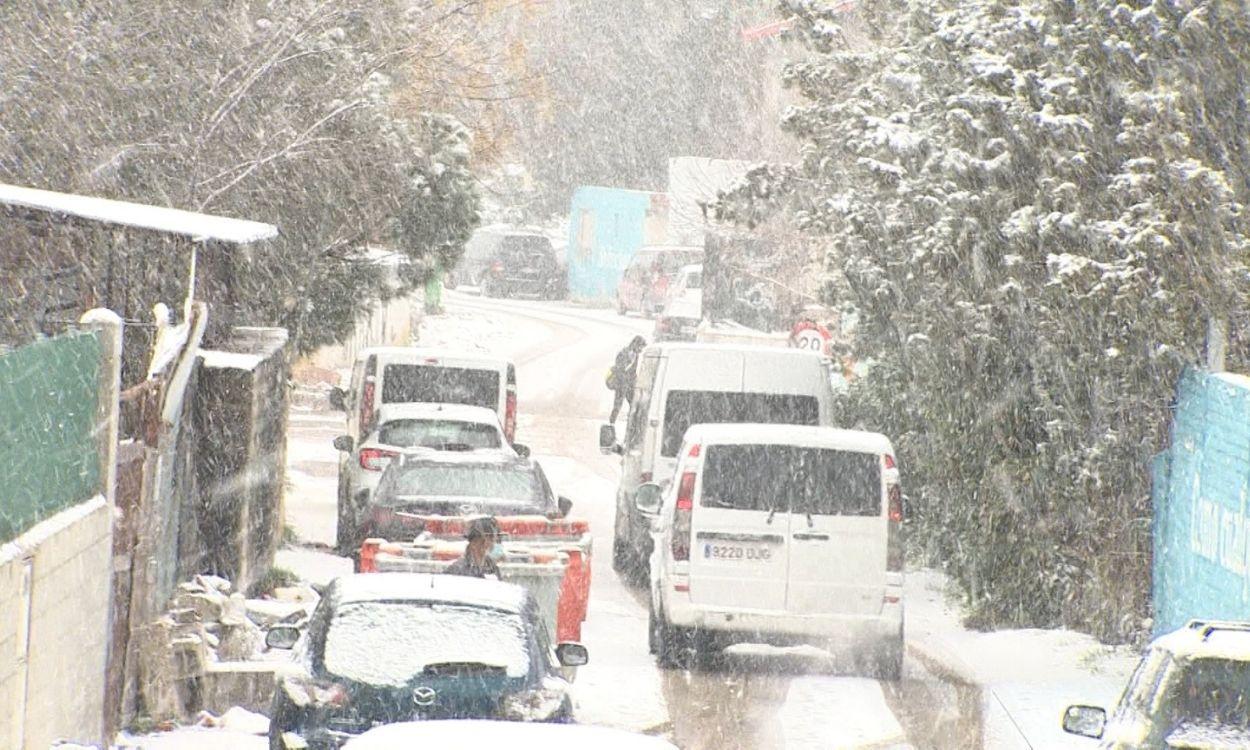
[
  {"xmin": 1153, "ymin": 368, "xmax": 1250, "ymax": 636},
  {"xmin": 565, "ymin": 186, "xmax": 669, "ymax": 302}
]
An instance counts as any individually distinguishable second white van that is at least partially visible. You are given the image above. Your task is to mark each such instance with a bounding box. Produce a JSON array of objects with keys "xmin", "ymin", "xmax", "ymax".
[
  {"xmin": 637, "ymin": 423, "xmax": 905, "ymax": 679},
  {"xmin": 599, "ymin": 342, "xmax": 840, "ymax": 575}
]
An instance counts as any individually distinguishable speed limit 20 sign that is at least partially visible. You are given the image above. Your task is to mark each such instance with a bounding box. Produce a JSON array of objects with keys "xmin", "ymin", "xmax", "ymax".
[{"xmin": 789, "ymin": 320, "xmax": 832, "ymax": 355}]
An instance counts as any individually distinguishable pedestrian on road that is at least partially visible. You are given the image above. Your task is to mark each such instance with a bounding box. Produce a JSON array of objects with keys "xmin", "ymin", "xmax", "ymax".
[
  {"xmin": 444, "ymin": 516, "xmax": 504, "ymax": 580},
  {"xmin": 607, "ymin": 335, "xmax": 647, "ymax": 424}
]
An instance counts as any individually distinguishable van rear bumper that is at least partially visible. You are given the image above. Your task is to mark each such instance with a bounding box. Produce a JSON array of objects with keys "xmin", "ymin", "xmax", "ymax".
[{"xmin": 665, "ymin": 598, "xmax": 903, "ymax": 644}]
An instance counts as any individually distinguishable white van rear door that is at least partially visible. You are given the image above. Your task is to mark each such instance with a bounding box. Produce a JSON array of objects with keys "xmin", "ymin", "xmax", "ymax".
[
  {"xmin": 786, "ymin": 447, "xmax": 887, "ymax": 616},
  {"xmin": 687, "ymin": 443, "xmax": 789, "ymax": 611}
]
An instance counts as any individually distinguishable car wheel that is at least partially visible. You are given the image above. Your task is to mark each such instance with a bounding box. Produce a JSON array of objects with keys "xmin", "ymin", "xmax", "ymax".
[
  {"xmin": 690, "ymin": 628, "xmax": 716, "ymax": 669},
  {"xmin": 617, "ymin": 297, "xmax": 627, "ymax": 316},
  {"xmin": 335, "ymin": 477, "xmax": 355, "ymax": 556},
  {"xmin": 876, "ymin": 629, "xmax": 905, "ymax": 682},
  {"xmin": 267, "ymin": 691, "xmax": 292, "ymax": 750},
  {"xmin": 612, "ymin": 534, "xmax": 630, "ymax": 574}
]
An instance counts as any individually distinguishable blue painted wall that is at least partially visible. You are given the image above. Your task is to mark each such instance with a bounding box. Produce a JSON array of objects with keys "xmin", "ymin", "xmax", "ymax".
[
  {"xmin": 565, "ymin": 186, "xmax": 667, "ymax": 301},
  {"xmin": 1153, "ymin": 368, "xmax": 1250, "ymax": 635}
]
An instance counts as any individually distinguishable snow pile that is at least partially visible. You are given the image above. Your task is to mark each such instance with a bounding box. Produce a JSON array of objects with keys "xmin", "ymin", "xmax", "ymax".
[{"xmin": 907, "ymin": 569, "xmax": 1138, "ymax": 749}]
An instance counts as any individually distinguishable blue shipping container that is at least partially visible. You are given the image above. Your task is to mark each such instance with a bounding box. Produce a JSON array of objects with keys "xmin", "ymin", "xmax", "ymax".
[{"xmin": 565, "ymin": 186, "xmax": 669, "ymax": 302}]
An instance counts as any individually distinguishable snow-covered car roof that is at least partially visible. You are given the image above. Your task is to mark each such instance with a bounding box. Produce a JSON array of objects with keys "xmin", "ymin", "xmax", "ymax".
[
  {"xmin": 353, "ymin": 346, "xmax": 512, "ymax": 368},
  {"xmin": 645, "ymin": 341, "xmax": 824, "ymax": 359},
  {"xmin": 342, "ymin": 719, "xmax": 678, "ymax": 749},
  {"xmin": 373, "ymin": 403, "xmax": 504, "ymax": 427},
  {"xmin": 681, "ymin": 423, "xmax": 894, "ymax": 455},
  {"xmin": 1153, "ymin": 620, "xmax": 1250, "ymax": 662},
  {"xmin": 329, "ymin": 573, "xmax": 528, "ymax": 613}
]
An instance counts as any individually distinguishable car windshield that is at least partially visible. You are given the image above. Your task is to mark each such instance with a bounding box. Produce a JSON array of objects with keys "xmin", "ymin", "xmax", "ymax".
[
  {"xmin": 382, "ymin": 364, "xmax": 500, "ymax": 409},
  {"xmin": 1164, "ymin": 658, "xmax": 1250, "ymax": 729},
  {"xmin": 377, "ymin": 463, "xmax": 545, "ymax": 506},
  {"xmin": 701, "ymin": 444, "xmax": 881, "ymax": 515},
  {"xmin": 661, "ymin": 391, "xmax": 820, "ymax": 457},
  {"xmin": 322, "ymin": 602, "xmax": 530, "ymax": 687},
  {"xmin": 378, "ymin": 418, "xmax": 501, "ymax": 450}
]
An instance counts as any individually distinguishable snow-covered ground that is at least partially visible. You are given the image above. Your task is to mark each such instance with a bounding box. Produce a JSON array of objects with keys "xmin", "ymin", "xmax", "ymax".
[{"xmin": 906, "ymin": 569, "xmax": 1139, "ymax": 749}]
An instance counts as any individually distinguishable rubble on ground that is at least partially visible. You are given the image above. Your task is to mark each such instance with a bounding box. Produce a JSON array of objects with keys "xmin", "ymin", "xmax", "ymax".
[{"xmin": 139, "ymin": 574, "xmax": 318, "ymax": 722}]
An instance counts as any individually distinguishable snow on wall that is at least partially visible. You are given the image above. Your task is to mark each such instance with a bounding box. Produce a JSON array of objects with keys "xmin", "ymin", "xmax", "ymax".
[{"xmin": 1153, "ymin": 368, "xmax": 1250, "ymax": 635}]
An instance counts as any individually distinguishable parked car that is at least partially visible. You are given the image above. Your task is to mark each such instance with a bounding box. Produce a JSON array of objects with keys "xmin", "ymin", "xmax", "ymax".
[
  {"xmin": 450, "ymin": 226, "xmax": 558, "ymax": 290},
  {"xmin": 477, "ymin": 234, "xmax": 566, "ymax": 299},
  {"xmin": 332, "ymin": 403, "xmax": 527, "ymax": 555},
  {"xmin": 266, "ymin": 574, "xmax": 589, "ymax": 750},
  {"xmin": 358, "ymin": 450, "xmax": 572, "ymax": 544},
  {"xmin": 599, "ymin": 343, "xmax": 841, "ymax": 576},
  {"xmin": 636, "ymin": 423, "xmax": 904, "ymax": 678},
  {"xmin": 1062, "ymin": 619, "xmax": 1250, "ymax": 749},
  {"xmin": 342, "ymin": 720, "xmax": 678, "ymax": 750},
  {"xmin": 617, "ymin": 246, "xmax": 703, "ymax": 318},
  {"xmin": 653, "ymin": 263, "xmax": 702, "ymax": 342}
]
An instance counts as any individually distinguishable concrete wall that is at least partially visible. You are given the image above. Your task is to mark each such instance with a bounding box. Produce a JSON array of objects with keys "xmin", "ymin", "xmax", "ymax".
[
  {"xmin": 0, "ymin": 496, "xmax": 112, "ymax": 750},
  {"xmin": 1153, "ymin": 368, "xmax": 1250, "ymax": 635}
]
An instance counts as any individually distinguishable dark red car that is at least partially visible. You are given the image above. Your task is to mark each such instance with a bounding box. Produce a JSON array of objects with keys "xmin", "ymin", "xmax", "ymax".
[{"xmin": 616, "ymin": 246, "xmax": 703, "ymax": 318}]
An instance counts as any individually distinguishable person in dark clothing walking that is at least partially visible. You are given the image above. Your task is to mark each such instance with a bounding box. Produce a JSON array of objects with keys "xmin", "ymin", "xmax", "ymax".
[
  {"xmin": 444, "ymin": 516, "xmax": 504, "ymax": 579},
  {"xmin": 607, "ymin": 335, "xmax": 647, "ymax": 424}
]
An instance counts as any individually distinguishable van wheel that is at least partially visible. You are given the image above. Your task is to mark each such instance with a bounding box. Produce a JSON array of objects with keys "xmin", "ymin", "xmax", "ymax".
[
  {"xmin": 612, "ymin": 535, "xmax": 629, "ymax": 573},
  {"xmin": 652, "ymin": 605, "xmax": 686, "ymax": 669}
]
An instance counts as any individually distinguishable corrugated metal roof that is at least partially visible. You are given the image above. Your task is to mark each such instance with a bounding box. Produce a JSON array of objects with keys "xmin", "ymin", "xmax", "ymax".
[{"xmin": 0, "ymin": 182, "xmax": 277, "ymax": 244}]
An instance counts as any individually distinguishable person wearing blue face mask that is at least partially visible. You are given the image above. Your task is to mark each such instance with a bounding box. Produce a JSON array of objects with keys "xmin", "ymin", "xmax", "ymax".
[{"xmin": 444, "ymin": 516, "xmax": 504, "ymax": 580}]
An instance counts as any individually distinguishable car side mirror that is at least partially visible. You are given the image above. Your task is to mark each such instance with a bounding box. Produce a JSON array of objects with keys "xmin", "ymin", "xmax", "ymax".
[
  {"xmin": 557, "ymin": 496, "xmax": 573, "ymax": 518},
  {"xmin": 328, "ymin": 387, "xmax": 347, "ymax": 411},
  {"xmin": 266, "ymin": 625, "xmax": 301, "ymax": 651},
  {"xmin": 332, "ymin": 435, "xmax": 353, "ymax": 452},
  {"xmin": 512, "ymin": 442, "xmax": 531, "ymax": 458},
  {"xmin": 555, "ymin": 642, "xmax": 589, "ymax": 667},
  {"xmin": 1061, "ymin": 705, "xmax": 1106, "ymax": 739},
  {"xmin": 598, "ymin": 424, "xmax": 617, "ymax": 454},
  {"xmin": 635, "ymin": 483, "xmax": 663, "ymax": 516}
]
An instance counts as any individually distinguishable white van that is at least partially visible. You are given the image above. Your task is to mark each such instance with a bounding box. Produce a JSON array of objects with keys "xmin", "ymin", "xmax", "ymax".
[
  {"xmin": 599, "ymin": 343, "xmax": 839, "ymax": 574},
  {"xmin": 332, "ymin": 347, "xmax": 517, "ymax": 444},
  {"xmin": 636, "ymin": 424, "xmax": 904, "ymax": 678}
]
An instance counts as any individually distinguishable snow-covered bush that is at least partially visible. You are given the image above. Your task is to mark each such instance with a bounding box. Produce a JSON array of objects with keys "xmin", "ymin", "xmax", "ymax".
[{"xmin": 729, "ymin": 0, "xmax": 1250, "ymax": 640}]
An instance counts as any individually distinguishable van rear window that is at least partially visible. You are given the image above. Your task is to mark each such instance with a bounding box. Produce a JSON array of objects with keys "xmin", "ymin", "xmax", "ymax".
[
  {"xmin": 382, "ymin": 365, "xmax": 500, "ymax": 410},
  {"xmin": 661, "ymin": 391, "xmax": 819, "ymax": 457},
  {"xmin": 701, "ymin": 444, "xmax": 881, "ymax": 516}
]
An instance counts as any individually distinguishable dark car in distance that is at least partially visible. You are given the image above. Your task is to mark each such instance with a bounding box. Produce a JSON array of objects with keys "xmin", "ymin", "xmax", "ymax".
[
  {"xmin": 478, "ymin": 233, "xmax": 567, "ymax": 300},
  {"xmin": 266, "ymin": 573, "xmax": 588, "ymax": 750}
]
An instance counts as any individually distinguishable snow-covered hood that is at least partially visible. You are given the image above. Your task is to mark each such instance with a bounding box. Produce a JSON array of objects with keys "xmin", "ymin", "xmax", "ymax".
[{"xmin": 1166, "ymin": 722, "xmax": 1250, "ymax": 749}]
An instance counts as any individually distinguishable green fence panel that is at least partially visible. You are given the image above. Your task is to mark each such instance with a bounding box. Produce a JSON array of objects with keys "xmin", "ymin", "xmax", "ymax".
[{"xmin": 0, "ymin": 331, "xmax": 101, "ymax": 541}]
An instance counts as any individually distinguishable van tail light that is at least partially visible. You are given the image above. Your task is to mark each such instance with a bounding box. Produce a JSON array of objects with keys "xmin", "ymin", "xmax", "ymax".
[
  {"xmin": 640, "ymin": 472, "xmax": 652, "ymax": 483},
  {"xmin": 671, "ymin": 471, "xmax": 696, "ymax": 561},
  {"xmin": 884, "ymin": 454, "xmax": 896, "ymax": 470},
  {"xmin": 887, "ymin": 484, "xmax": 904, "ymax": 572},
  {"xmin": 359, "ymin": 447, "xmax": 398, "ymax": 471},
  {"xmin": 504, "ymin": 390, "xmax": 517, "ymax": 443},
  {"xmin": 491, "ymin": 261, "xmax": 504, "ymax": 275}
]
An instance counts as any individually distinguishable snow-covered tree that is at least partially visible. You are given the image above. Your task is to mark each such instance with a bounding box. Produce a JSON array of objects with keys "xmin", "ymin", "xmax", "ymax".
[{"xmin": 723, "ymin": 0, "xmax": 1250, "ymax": 640}]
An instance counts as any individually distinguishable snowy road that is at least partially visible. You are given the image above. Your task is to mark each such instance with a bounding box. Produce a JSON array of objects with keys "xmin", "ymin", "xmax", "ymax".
[{"xmin": 280, "ymin": 291, "xmax": 975, "ymax": 749}]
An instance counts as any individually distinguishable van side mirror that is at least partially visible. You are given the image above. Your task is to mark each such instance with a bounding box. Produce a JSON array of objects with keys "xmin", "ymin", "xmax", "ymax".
[
  {"xmin": 332, "ymin": 435, "xmax": 353, "ymax": 452},
  {"xmin": 557, "ymin": 496, "xmax": 573, "ymax": 518},
  {"xmin": 635, "ymin": 483, "xmax": 663, "ymax": 516},
  {"xmin": 598, "ymin": 424, "xmax": 619, "ymax": 455},
  {"xmin": 512, "ymin": 442, "xmax": 531, "ymax": 458},
  {"xmin": 1061, "ymin": 705, "xmax": 1106, "ymax": 739},
  {"xmin": 328, "ymin": 387, "xmax": 347, "ymax": 411}
]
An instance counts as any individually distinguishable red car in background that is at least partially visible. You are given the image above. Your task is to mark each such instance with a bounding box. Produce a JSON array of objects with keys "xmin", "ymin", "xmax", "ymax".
[{"xmin": 616, "ymin": 245, "xmax": 703, "ymax": 318}]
